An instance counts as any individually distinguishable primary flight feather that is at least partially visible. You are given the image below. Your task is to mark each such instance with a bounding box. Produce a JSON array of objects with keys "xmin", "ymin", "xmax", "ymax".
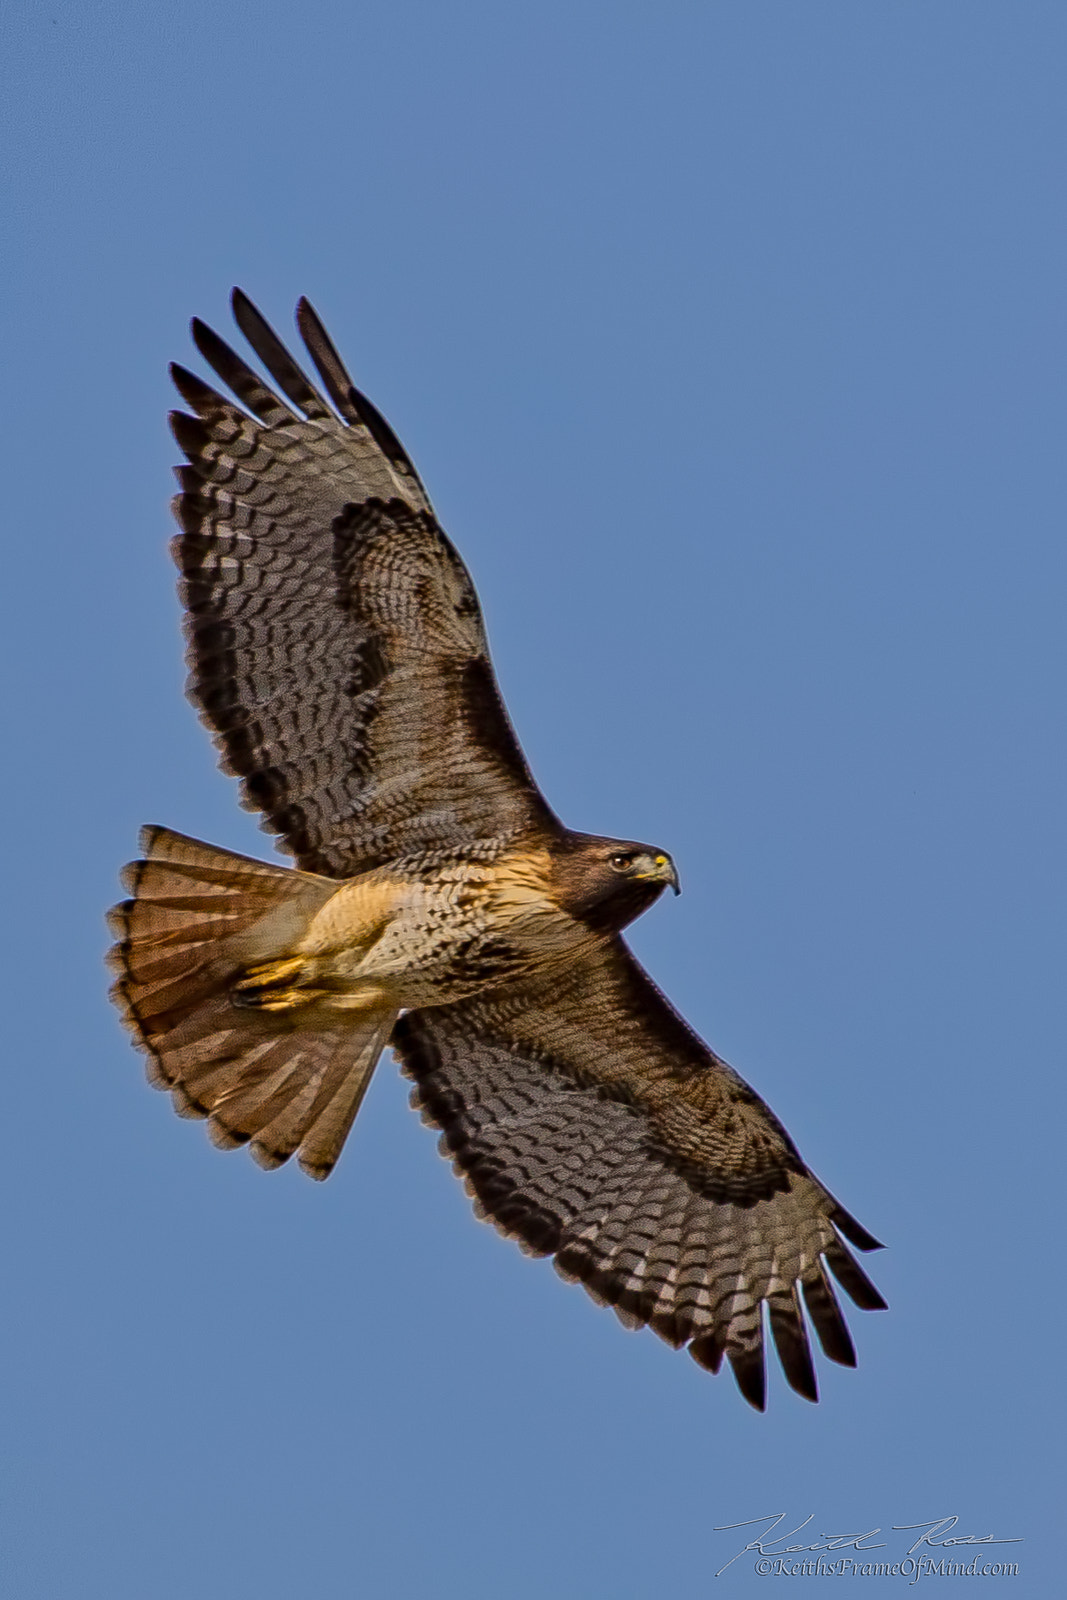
[{"xmin": 107, "ymin": 291, "xmax": 886, "ymax": 1410}]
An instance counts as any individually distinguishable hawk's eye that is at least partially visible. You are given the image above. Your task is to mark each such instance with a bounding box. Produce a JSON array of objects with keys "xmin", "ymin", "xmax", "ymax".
[{"xmin": 609, "ymin": 852, "xmax": 635, "ymax": 872}]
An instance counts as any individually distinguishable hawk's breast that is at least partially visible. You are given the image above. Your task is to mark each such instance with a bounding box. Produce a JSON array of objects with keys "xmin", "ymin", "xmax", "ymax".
[{"xmin": 296, "ymin": 846, "xmax": 586, "ymax": 1009}]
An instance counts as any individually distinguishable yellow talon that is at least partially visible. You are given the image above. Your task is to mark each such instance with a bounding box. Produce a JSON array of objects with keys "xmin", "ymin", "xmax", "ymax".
[{"xmin": 232, "ymin": 956, "xmax": 312, "ymax": 1010}]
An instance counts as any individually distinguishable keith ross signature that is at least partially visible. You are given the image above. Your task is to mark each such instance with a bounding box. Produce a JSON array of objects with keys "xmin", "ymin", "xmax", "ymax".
[{"xmin": 714, "ymin": 1514, "xmax": 1023, "ymax": 1577}]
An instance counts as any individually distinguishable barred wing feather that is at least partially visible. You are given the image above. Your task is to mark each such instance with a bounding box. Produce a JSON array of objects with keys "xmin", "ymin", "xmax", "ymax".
[
  {"xmin": 171, "ymin": 291, "xmax": 557, "ymax": 877},
  {"xmin": 394, "ymin": 940, "xmax": 886, "ymax": 1408}
]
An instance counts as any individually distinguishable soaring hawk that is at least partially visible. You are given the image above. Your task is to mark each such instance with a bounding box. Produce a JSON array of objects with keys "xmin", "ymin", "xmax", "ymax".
[{"xmin": 108, "ymin": 291, "xmax": 886, "ymax": 1409}]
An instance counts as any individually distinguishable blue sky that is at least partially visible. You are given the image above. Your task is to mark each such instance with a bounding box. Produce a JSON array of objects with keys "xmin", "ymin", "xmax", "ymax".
[{"xmin": 2, "ymin": 3, "xmax": 1063, "ymax": 1595}]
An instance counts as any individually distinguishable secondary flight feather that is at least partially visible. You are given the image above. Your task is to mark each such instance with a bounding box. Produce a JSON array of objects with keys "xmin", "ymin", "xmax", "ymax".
[{"xmin": 107, "ymin": 290, "xmax": 886, "ymax": 1410}]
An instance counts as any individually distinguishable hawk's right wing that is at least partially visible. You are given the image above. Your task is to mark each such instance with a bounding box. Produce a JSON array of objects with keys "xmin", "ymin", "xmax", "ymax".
[
  {"xmin": 393, "ymin": 940, "xmax": 886, "ymax": 1409},
  {"xmin": 170, "ymin": 292, "xmax": 559, "ymax": 878}
]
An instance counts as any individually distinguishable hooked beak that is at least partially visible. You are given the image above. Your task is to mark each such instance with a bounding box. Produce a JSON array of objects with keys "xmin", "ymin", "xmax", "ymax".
[{"xmin": 648, "ymin": 853, "xmax": 681, "ymax": 896}]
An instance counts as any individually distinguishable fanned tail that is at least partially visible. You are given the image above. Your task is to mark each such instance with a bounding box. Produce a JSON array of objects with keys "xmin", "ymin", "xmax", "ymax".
[{"xmin": 107, "ymin": 826, "xmax": 395, "ymax": 1179}]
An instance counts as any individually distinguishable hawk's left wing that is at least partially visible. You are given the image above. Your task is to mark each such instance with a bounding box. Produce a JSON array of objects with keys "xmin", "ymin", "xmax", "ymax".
[
  {"xmin": 170, "ymin": 292, "xmax": 560, "ymax": 877},
  {"xmin": 393, "ymin": 943, "xmax": 885, "ymax": 1409}
]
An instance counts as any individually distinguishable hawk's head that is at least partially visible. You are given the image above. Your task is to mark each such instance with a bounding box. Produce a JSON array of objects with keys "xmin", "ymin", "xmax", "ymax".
[{"xmin": 550, "ymin": 833, "xmax": 680, "ymax": 932}]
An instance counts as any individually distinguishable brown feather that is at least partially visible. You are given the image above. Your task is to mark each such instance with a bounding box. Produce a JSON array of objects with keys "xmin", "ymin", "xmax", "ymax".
[
  {"xmin": 108, "ymin": 826, "xmax": 394, "ymax": 1179},
  {"xmin": 394, "ymin": 937, "xmax": 885, "ymax": 1407},
  {"xmin": 169, "ymin": 293, "xmax": 556, "ymax": 876}
]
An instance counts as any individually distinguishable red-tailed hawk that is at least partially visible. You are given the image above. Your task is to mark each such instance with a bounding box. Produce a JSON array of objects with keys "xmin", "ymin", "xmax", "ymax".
[{"xmin": 108, "ymin": 291, "xmax": 886, "ymax": 1409}]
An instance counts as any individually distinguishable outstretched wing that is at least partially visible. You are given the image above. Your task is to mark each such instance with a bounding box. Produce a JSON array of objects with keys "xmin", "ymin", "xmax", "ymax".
[
  {"xmin": 170, "ymin": 291, "xmax": 558, "ymax": 877},
  {"xmin": 393, "ymin": 942, "xmax": 886, "ymax": 1409}
]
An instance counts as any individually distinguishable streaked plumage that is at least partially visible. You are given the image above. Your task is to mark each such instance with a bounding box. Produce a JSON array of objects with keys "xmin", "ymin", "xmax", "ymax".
[{"xmin": 107, "ymin": 291, "xmax": 886, "ymax": 1409}]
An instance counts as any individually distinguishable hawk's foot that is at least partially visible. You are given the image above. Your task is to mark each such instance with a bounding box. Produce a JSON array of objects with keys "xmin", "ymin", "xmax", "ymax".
[{"xmin": 231, "ymin": 956, "xmax": 315, "ymax": 1011}]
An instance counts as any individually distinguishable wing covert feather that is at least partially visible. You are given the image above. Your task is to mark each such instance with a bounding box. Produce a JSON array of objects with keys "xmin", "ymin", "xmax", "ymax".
[
  {"xmin": 393, "ymin": 941, "xmax": 885, "ymax": 1407},
  {"xmin": 170, "ymin": 292, "xmax": 557, "ymax": 876}
]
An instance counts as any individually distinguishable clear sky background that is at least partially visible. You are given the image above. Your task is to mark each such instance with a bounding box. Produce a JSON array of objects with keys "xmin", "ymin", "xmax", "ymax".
[{"xmin": 2, "ymin": 3, "xmax": 1063, "ymax": 1596}]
